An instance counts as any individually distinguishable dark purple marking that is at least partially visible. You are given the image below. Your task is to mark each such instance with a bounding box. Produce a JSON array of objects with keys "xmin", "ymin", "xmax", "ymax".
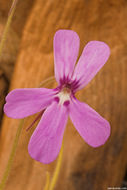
[
  {"xmin": 63, "ymin": 100, "xmax": 70, "ymax": 107},
  {"xmin": 59, "ymin": 75, "xmax": 79, "ymax": 91},
  {"xmin": 54, "ymin": 96, "xmax": 60, "ymax": 103}
]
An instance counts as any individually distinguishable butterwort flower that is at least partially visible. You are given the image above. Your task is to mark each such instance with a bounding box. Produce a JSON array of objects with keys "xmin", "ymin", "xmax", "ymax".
[{"xmin": 4, "ymin": 30, "xmax": 111, "ymax": 164}]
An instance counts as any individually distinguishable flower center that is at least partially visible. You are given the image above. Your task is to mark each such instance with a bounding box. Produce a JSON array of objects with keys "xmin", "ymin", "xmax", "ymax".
[
  {"xmin": 54, "ymin": 86, "xmax": 71, "ymax": 106},
  {"xmin": 54, "ymin": 78, "xmax": 79, "ymax": 106},
  {"xmin": 58, "ymin": 87, "xmax": 71, "ymax": 105}
]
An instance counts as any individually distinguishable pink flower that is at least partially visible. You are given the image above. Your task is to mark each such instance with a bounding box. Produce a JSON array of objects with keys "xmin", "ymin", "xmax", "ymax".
[{"xmin": 4, "ymin": 30, "xmax": 111, "ymax": 164}]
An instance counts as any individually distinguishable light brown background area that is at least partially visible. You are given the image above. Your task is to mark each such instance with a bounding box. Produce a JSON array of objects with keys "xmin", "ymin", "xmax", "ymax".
[{"xmin": 0, "ymin": 0, "xmax": 127, "ymax": 189}]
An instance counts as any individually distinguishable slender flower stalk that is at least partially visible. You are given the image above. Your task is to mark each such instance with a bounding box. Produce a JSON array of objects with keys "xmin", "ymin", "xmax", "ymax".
[
  {"xmin": 44, "ymin": 172, "xmax": 50, "ymax": 190},
  {"xmin": 0, "ymin": 1, "xmax": 20, "ymax": 189},
  {"xmin": 49, "ymin": 142, "xmax": 64, "ymax": 190},
  {"xmin": 39, "ymin": 76, "xmax": 55, "ymax": 88},
  {"xmin": 0, "ymin": 119, "xmax": 24, "ymax": 190},
  {"xmin": 44, "ymin": 142, "xmax": 64, "ymax": 190},
  {"xmin": 8, "ymin": 0, "xmax": 18, "ymax": 17},
  {"xmin": 0, "ymin": 0, "xmax": 18, "ymax": 58}
]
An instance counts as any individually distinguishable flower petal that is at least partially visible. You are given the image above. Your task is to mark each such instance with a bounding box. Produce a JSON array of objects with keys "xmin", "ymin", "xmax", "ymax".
[
  {"xmin": 69, "ymin": 99, "xmax": 110, "ymax": 147},
  {"xmin": 54, "ymin": 30, "xmax": 80, "ymax": 83},
  {"xmin": 4, "ymin": 88, "xmax": 56, "ymax": 119},
  {"xmin": 28, "ymin": 101, "xmax": 68, "ymax": 164},
  {"xmin": 72, "ymin": 41, "xmax": 110, "ymax": 90}
]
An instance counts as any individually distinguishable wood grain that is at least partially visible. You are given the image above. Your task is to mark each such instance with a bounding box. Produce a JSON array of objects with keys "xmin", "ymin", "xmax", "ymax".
[
  {"xmin": 0, "ymin": 0, "xmax": 127, "ymax": 189},
  {"xmin": 0, "ymin": 0, "xmax": 35, "ymax": 123}
]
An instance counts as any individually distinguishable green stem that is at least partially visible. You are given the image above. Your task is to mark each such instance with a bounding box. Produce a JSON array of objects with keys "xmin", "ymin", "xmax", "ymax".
[
  {"xmin": 0, "ymin": 1, "xmax": 20, "ymax": 187},
  {"xmin": 0, "ymin": 119, "xmax": 24, "ymax": 190},
  {"xmin": 39, "ymin": 76, "xmax": 55, "ymax": 88},
  {"xmin": 44, "ymin": 172, "xmax": 50, "ymax": 190},
  {"xmin": 0, "ymin": 0, "xmax": 18, "ymax": 58},
  {"xmin": 49, "ymin": 142, "xmax": 64, "ymax": 190}
]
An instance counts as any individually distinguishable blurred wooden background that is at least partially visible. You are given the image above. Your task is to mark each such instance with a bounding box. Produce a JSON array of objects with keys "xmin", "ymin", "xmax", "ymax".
[{"xmin": 0, "ymin": 0, "xmax": 127, "ymax": 189}]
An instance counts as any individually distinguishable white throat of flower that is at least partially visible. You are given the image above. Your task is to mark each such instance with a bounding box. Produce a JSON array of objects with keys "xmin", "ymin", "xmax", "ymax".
[{"xmin": 57, "ymin": 90, "xmax": 70, "ymax": 105}]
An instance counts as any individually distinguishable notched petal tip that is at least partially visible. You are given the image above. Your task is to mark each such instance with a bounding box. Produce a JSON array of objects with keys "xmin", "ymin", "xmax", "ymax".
[
  {"xmin": 5, "ymin": 89, "xmax": 18, "ymax": 102},
  {"xmin": 4, "ymin": 88, "xmax": 55, "ymax": 119},
  {"xmin": 3, "ymin": 103, "xmax": 10, "ymax": 117},
  {"xmin": 4, "ymin": 103, "xmax": 12, "ymax": 118},
  {"xmin": 4, "ymin": 102, "xmax": 27, "ymax": 119}
]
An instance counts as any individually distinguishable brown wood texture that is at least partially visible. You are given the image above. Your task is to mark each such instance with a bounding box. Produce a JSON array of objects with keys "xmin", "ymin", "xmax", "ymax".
[
  {"xmin": 0, "ymin": 0, "xmax": 127, "ymax": 189},
  {"xmin": 0, "ymin": 0, "xmax": 35, "ymax": 123}
]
